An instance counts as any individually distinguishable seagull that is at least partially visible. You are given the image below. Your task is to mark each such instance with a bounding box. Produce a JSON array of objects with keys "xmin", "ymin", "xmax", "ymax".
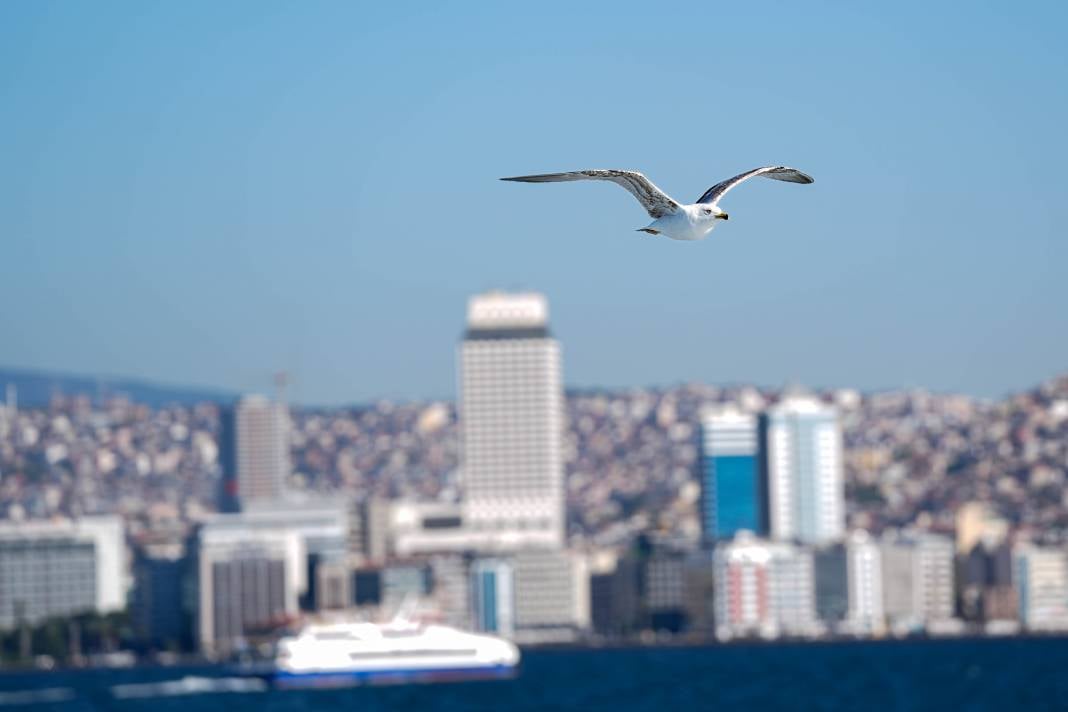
[{"xmin": 501, "ymin": 166, "xmax": 813, "ymax": 241}]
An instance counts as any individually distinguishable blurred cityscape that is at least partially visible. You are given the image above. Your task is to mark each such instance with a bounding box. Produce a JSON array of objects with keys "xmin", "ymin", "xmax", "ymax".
[{"xmin": 2, "ymin": 290, "xmax": 1068, "ymax": 665}]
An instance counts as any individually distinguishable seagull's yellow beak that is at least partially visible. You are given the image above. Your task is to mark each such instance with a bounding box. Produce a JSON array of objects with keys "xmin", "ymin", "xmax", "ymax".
[{"xmin": 717, "ymin": 213, "xmax": 729, "ymax": 221}]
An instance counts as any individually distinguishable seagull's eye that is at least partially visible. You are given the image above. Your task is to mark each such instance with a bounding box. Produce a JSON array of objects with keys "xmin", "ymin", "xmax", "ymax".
[{"xmin": 703, "ymin": 209, "xmax": 712, "ymax": 215}]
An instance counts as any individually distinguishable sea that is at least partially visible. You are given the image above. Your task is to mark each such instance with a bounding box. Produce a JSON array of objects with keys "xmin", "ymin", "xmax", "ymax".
[{"xmin": 2, "ymin": 637, "xmax": 1068, "ymax": 711}]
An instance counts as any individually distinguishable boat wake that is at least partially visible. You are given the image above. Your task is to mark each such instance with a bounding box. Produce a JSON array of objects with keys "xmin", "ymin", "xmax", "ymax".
[
  {"xmin": 110, "ymin": 675, "xmax": 268, "ymax": 699},
  {"xmin": 0, "ymin": 688, "xmax": 76, "ymax": 706}
]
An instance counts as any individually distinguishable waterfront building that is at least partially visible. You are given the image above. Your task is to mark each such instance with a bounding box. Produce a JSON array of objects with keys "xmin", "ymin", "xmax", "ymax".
[
  {"xmin": 881, "ymin": 532, "xmax": 955, "ymax": 633},
  {"xmin": 1014, "ymin": 544, "xmax": 1068, "ymax": 631},
  {"xmin": 428, "ymin": 554, "xmax": 472, "ymax": 629},
  {"xmin": 380, "ymin": 561, "xmax": 432, "ymax": 609},
  {"xmin": 713, "ymin": 532, "xmax": 817, "ymax": 640},
  {"xmin": 131, "ymin": 540, "xmax": 190, "ymax": 649},
  {"xmin": 512, "ymin": 549, "xmax": 588, "ymax": 643},
  {"xmin": 845, "ymin": 531, "xmax": 884, "ymax": 634},
  {"xmin": 193, "ymin": 523, "xmax": 299, "ymax": 656},
  {"xmin": 470, "ymin": 558, "xmax": 515, "ymax": 637},
  {"xmin": 0, "ymin": 516, "xmax": 126, "ymax": 629},
  {"xmin": 193, "ymin": 503, "xmax": 348, "ymax": 654},
  {"xmin": 959, "ymin": 541, "xmax": 1016, "ymax": 622}
]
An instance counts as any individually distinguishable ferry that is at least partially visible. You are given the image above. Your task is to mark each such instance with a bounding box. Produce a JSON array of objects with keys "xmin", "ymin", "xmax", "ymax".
[{"xmin": 268, "ymin": 617, "xmax": 520, "ymax": 688}]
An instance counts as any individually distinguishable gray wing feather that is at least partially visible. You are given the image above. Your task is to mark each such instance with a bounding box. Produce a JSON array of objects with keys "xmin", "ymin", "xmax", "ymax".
[
  {"xmin": 501, "ymin": 169, "xmax": 680, "ymax": 218},
  {"xmin": 696, "ymin": 166, "xmax": 813, "ymax": 206}
]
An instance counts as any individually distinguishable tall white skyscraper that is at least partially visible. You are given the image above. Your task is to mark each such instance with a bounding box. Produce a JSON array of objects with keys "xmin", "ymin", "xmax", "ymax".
[
  {"xmin": 758, "ymin": 394, "xmax": 844, "ymax": 544},
  {"xmin": 459, "ymin": 291, "xmax": 565, "ymax": 550},
  {"xmin": 220, "ymin": 395, "xmax": 289, "ymax": 511}
]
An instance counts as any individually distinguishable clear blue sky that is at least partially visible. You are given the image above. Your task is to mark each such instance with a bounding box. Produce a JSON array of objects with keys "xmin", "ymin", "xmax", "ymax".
[{"xmin": 2, "ymin": 2, "xmax": 1066, "ymax": 404}]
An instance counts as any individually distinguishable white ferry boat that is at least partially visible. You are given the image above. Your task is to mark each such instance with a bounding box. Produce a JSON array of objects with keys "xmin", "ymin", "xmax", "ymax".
[{"xmin": 268, "ymin": 618, "xmax": 520, "ymax": 688}]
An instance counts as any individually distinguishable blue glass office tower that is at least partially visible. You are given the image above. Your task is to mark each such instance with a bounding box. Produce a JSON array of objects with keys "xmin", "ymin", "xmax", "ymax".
[{"xmin": 699, "ymin": 407, "xmax": 758, "ymax": 541}]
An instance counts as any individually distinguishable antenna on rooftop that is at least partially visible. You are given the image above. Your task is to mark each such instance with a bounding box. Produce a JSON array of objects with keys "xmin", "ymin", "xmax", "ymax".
[{"xmin": 274, "ymin": 371, "xmax": 289, "ymax": 409}]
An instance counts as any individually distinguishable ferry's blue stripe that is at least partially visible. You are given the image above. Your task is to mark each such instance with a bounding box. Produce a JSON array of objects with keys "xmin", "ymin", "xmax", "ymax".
[{"xmin": 270, "ymin": 664, "xmax": 516, "ymax": 688}]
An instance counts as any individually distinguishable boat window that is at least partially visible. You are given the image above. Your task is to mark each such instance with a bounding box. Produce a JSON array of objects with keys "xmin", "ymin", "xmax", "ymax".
[{"xmin": 314, "ymin": 631, "xmax": 359, "ymax": 641}]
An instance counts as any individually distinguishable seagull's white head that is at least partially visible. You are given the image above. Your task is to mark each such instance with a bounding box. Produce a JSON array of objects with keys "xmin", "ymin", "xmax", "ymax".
[{"xmin": 695, "ymin": 204, "xmax": 729, "ymax": 222}]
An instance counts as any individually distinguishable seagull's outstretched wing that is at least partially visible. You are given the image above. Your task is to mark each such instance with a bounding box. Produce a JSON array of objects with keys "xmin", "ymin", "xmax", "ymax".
[
  {"xmin": 501, "ymin": 170, "xmax": 680, "ymax": 218},
  {"xmin": 695, "ymin": 166, "xmax": 813, "ymax": 206}
]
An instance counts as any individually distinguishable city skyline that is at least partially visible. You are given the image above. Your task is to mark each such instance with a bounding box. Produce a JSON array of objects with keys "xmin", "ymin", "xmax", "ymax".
[
  {"xmin": 2, "ymin": 285, "xmax": 1068, "ymax": 663},
  {"xmin": 2, "ymin": 2, "xmax": 1067, "ymax": 404}
]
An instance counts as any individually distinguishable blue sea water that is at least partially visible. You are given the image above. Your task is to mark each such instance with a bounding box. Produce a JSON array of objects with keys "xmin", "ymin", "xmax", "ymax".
[{"xmin": 3, "ymin": 637, "xmax": 1068, "ymax": 711}]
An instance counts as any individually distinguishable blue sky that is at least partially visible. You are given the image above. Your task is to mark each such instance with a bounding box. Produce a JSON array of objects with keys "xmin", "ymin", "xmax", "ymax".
[{"xmin": 1, "ymin": 2, "xmax": 1066, "ymax": 404}]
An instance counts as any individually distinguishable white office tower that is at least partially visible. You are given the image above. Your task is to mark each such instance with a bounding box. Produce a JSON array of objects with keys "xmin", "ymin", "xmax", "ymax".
[
  {"xmin": 758, "ymin": 395, "xmax": 844, "ymax": 544},
  {"xmin": 220, "ymin": 395, "xmax": 290, "ymax": 511},
  {"xmin": 1014, "ymin": 544, "xmax": 1068, "ymax": 631},
  {"xmin": 459, "ymin": 292, "xmax": 565, "ymax": 550},
  {"xmin": 880, "ymin": 532, "xmax": 955, "ymax": 634},
  {"xmin": 0, "ymin": 516, "xmax": 127, "ymax": 628},
  {"xmin": 713, "ymin": 532, "xmax": 818, "ymax": 640},
  {"xmin": 845, "ymin": 531, "xmax": 884, "ymax": 634}
]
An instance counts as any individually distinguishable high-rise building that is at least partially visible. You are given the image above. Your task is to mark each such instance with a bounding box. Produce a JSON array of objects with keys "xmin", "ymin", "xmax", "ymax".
[
  {"xmin": 713, "ymin": 532, "xmax": 817, "ymax": 640},
  {"xmin": 699, "ymin": 406, "xmax": 758, "ymax": 541},
  {"xmin": 758, "ymin": 395, "xmax": 844, "ymax": 544},
  {"xmin": 219, "ymin": 395, "xmax": 290, "ymax": 512},
  {"xmin": 0, "ymin": 516, "xmax": 127, "ymax": 629},
  {"xmin": 459, "ymin": 292, "xmax": 565, "ymax": 550},
  {"xmin": 1014, "ymin": 544, "xmax": 1068, "ymax": 631},
  {"xmin": 470, "ymin": 558, "xmax": 515, "ymax": 637}
]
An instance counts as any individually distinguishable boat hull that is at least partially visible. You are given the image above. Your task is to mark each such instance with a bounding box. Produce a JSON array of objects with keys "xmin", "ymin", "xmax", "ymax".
[{"xmin": 270, "ymin": 663, "xmax": 517, "ymax": 689}]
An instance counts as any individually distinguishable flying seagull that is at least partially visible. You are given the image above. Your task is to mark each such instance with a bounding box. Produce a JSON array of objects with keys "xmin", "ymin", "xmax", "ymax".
[{"xmin": 501, "ymin": 166, "xmax": 813, "ymax": 241}]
